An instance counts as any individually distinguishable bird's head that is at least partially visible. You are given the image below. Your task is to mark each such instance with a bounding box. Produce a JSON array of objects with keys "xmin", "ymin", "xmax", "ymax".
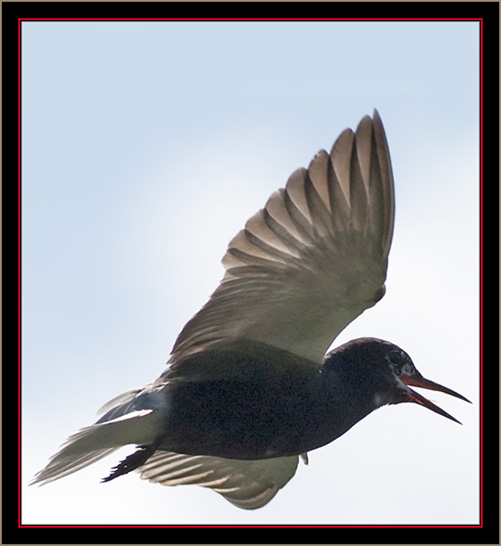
[{"xmin": 324, "ymin": 338, "xmax": 470, "ymax": 423}]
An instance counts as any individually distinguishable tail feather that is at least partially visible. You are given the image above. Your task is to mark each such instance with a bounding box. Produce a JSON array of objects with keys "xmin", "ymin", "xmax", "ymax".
[
  {"xmin": 31, "ymin": 408, "xmax": 164, "ymax": 486},
  {"xmin": 31, "ymin": 447, "xmax": 118, "ymax": 485}
]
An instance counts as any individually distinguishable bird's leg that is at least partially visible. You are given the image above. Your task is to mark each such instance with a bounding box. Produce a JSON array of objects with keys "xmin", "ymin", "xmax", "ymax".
[{"xmin": 101, "ymin": 438, "xmax": 161, "ymax": 483}]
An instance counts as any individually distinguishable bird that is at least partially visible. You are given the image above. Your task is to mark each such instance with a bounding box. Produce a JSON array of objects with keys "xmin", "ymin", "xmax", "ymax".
[{"xmin": 32, "ymin": 110, "xmax": 469, "ymax": 510}]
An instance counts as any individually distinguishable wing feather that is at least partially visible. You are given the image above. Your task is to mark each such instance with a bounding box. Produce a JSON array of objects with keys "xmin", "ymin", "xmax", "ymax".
[
  {"xmin": 138, "ymin": 451, "xmax": 300, "ymax": 510},
  {"xmin": 167, "ymin": 111, "xmax": 394, "ymax": 374}
]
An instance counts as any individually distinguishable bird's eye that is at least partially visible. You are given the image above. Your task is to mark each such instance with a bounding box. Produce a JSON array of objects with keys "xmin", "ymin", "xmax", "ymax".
[
  {"xmin": 385, "ymin": 350, "xmax": 404, "ymax": 372},
  {"xmin": 386, "ymin": 350, "xmax": 402, "ymax": 364}
]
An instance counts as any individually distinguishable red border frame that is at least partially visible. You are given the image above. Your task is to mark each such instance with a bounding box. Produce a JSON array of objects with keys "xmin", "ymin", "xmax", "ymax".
[{"xmin": 17, "ymin": 17, "xmax": 484, "ymax": 530}]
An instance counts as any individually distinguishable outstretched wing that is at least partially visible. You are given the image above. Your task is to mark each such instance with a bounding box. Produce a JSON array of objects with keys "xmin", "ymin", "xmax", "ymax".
[
  {"xmin": 167, "ymin": 110, "xmax": 394, "ymax": 376},
  {"xmin": 138, "ymin": 451, "xmax": 301, "ymax": 510}
]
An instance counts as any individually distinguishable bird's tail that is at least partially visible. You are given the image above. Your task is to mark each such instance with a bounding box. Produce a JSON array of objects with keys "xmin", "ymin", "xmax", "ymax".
[{"xmin": 31, "ymin": 387, "xmax": 167, "ymax": 486}]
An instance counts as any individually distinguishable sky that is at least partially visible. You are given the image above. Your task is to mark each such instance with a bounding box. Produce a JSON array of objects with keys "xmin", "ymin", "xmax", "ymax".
[{"xmin": 21, "ymin": 20, "xmax": 480, "ymax": 526}]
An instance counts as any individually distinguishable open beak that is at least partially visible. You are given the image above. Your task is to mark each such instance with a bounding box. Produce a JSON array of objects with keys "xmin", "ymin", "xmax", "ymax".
[{"xmin": 400, "ymin": 373, "xmax": 471, "ymax": 424}]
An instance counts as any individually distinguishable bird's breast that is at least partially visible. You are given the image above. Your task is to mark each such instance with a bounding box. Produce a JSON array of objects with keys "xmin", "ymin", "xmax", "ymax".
[
  {"xmin": 159, "ymin": 378, "xmax": 305, "ymax": 459},
  {"xmin": 158, "ymin": 372, "xmax": 374, "ymax": 460}
]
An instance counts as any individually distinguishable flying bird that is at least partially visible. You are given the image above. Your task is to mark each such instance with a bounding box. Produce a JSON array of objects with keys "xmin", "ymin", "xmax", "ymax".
[{"xmin": 32, "ymin": 110, "xmax": 469, "ymax": 510}]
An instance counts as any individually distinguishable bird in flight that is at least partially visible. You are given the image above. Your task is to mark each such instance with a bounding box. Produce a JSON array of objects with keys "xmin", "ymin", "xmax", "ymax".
[{"xmin": 32, "ymin": 110, "xmax": 469, "ymax": 510}]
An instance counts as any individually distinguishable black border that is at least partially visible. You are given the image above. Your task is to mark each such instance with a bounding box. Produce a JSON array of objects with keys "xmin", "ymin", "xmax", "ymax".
[{"xmin": 4, "ymin": 1, "xmax": 499, "ymax": 544}]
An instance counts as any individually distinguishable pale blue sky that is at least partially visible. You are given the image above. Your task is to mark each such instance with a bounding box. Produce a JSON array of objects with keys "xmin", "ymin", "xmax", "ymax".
[{"xmin": 22, "ymin": 20, "xmax": 479, "ymax": 525}]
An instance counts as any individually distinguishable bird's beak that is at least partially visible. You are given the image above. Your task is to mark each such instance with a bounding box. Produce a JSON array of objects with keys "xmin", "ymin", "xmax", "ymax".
[{"xmin": 400, "ymin": 373, "xmax": 471, "ymax": 425}]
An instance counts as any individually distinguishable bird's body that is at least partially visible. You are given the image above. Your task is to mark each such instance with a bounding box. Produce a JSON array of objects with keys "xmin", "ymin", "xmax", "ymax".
[
  {"xmin": 147, "ymin": 341, "xmax": 380, "ymax": 461},
  {"xmin": 32, "ymin": 111, "xmax": 469, "ymax": 510}
]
